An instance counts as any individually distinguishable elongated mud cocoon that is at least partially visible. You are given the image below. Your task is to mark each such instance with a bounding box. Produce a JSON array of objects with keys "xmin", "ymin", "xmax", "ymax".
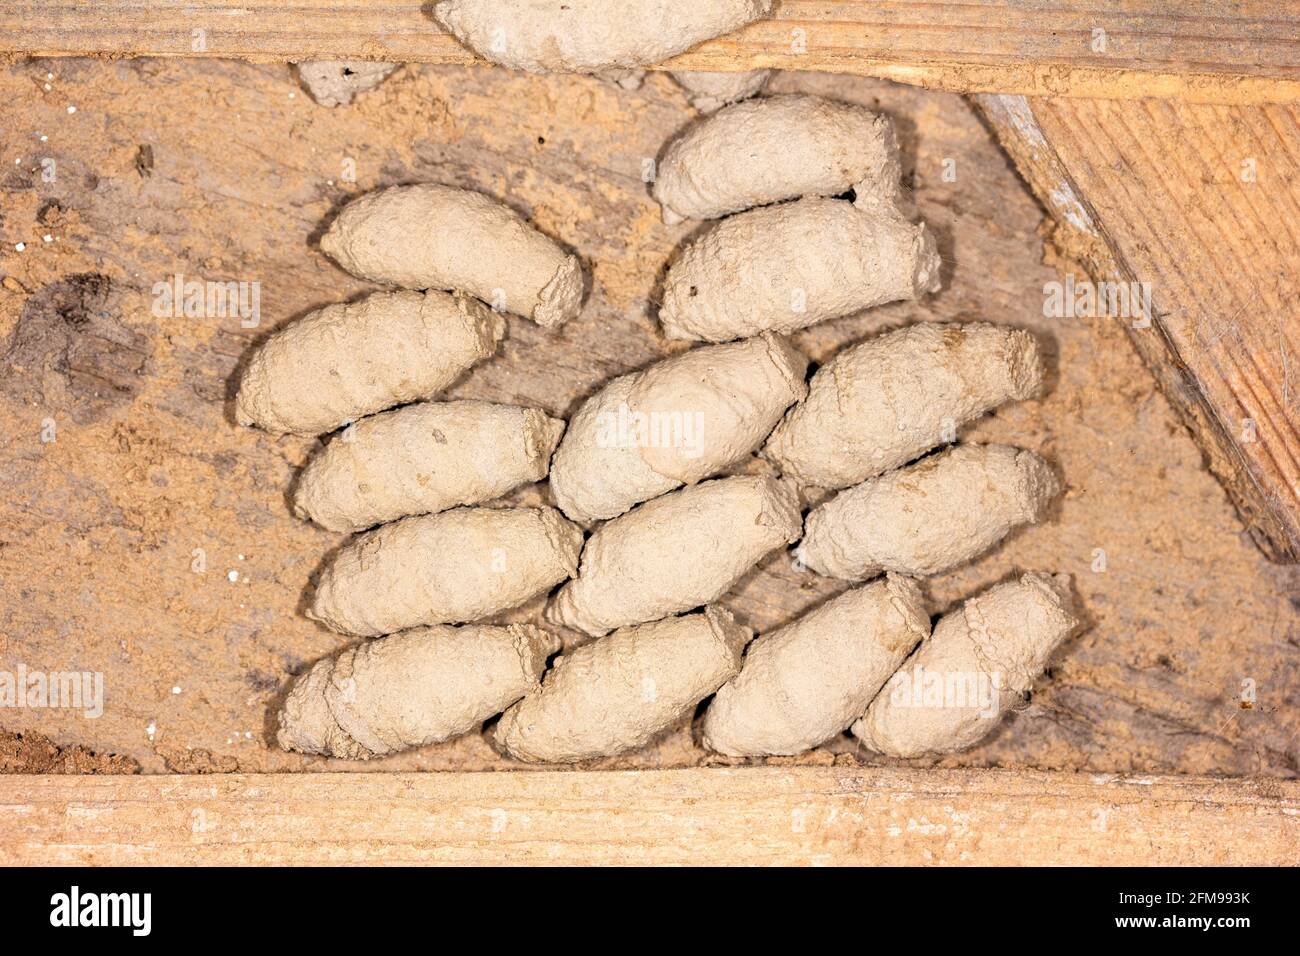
[
  {"xmin": 235, "ymin": 290, "xmax": 502, "ymax": 437},
  {"xmin": 310, "ymin": 506, "xmax": 583, "ymax": 637},
  {"xmin": 702, "ymin": 575, "xmax": 929, "ymax": 757},
  {"xmin": 654, "ymin": 94, "xmax": 901, "ymax": 224},
  {"xmin": 320, "ymin": 184, "xmax": 584, "ymax": 327},
  {"xmin": 295, "ymin": 400, "xmax": 566, "ymax": 533},
  {"xmin": 496, "ymin": 605, "xmax": 750, "ymax": 763},
  {"xmin": 434, "ymin": 0, "xmax": 773, "ymax": 74},
  {"xmin": 547, "ymin": 475, "xmax": 802, "ymax": 637},
  {"xmin": 549, "ymin": 333, "xmax": 808, "ymax": 524},
  {"xmin": 765, "ymin": 323, "xmax": 1045, "ymax": 489},
  {"xmin": 803, "ymin": 444, "xmax": 1060, "ymax": 580},
  {"xmin": 853, "ymin": 572, "xmax": 1080, "ymax": 757},
  {"xmin": 660, "ymin": 197, "xmax": 941, "ymax": 342},
  {"xmin": 277, "ymin": 623, "xmax": 559, "ymax": 759},
  {"xmin": 669, "ymin": 69, "xmax": 770, "ymax": 115}
]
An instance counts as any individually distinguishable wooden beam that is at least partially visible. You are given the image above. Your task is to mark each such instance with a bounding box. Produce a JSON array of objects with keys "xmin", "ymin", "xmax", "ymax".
[
  {"xmin": 1, "ymin": 768, "xmax": 1297, "ymax": 865},
  {"xmin": 977, "ymin": 95, "xmax": 1300, "ymax": 562},
  {"xmin": 1, "ymin": 1, "xmax": 1298, "ymax": 104}
]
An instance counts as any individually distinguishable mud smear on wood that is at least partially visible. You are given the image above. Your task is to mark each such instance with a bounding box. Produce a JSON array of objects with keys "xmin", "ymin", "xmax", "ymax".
[
  {"xmin": 3, "ymin": 272, "xmax": 150, "ymax": 424},
  {"xmin": 0, "ymin": 729, "xmax": 138, "ymax": 774}
]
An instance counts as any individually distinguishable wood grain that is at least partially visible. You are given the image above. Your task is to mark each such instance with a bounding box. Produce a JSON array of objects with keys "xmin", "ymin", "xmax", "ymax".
[
  {"xmin": 978, "ymin": 94, "xmax": 1300, "ymax": 563},
  {"xmin": 2, "ymin": 1, "xmax": 1299, "ymax": 104},
  {"xmin": 2, "ymin": 767, "xmax": 1297, "ymax": 865}
]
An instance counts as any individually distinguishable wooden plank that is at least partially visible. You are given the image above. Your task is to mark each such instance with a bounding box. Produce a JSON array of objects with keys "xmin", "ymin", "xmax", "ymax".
[
  {"xmin": 1, "ymin": 768, "xmax": 1297, "ymax": 865},
  {"xmin": 1, "ymin": 1, "xmax": 1299, "ymax": 104},
  {"xmin": 977, "ymin": 94, "xmax": 1300, "ymax": 563}
]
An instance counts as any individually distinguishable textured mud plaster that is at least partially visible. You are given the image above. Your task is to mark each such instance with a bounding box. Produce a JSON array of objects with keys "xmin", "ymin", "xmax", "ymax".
[
  {"xmin": 235, "ymin": 290, "xmax": 502, "ymax": 436},
  {"xmin": 549, "ymin": 333, "xmax": 808, "ymax": 524},
  {"xmin": 765, "ymin": 323, "xmax": 1044, "ymax": 490},
  {"xmin": 320, "ymin": 184, "xmax": 584, "ymax": 328},
  {"xmin": 702, "ymin": 575, "xmax": 929, "ymax": 756},
  {"xmin": 496, "ymin": 606, "xmax": 750, "ymax": 763},
  {"xmin": 660, "ymin": 197, "xmax": 941, "ymax": 342},
  {"xmin": 293, "ymin": 61, "xmax": 398, "ymax": 107},
  {"xmin": 654, "ymin": 94, "xmax": 901, "ymax": 224},
  {"xmin": 434, "ymin": 0, "xmax": 773, "ymax": 74},
  {"xmin": 803, "ymin": 444, "xmax": 1060, "ymax": 580},
  {"xmin": 277, "ymin": 623, "xmax": 558, "ymax": 759},
  {"xmin": 310, "ymin": 506, "xmax": 583, "ymax": 637},
  {"xmin": 853, "ymin": 573, "xmax": 1080, "ymax": 758},
  {"xmin": 547, "ymin": 475, "xmax": 802, "ymax": 637},
  {"xmin": 669, "ymin": 69, "xmax": 770, "ymax": 115},
  {"xmin": 295, "ymin": 400, "xmax": 565, "ymax": 533}
]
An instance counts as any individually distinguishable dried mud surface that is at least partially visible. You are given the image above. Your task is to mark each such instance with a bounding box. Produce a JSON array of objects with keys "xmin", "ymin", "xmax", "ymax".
[{"xmin": 0, "ymin": 59, "xmax": 1296, "ymax": 775}]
